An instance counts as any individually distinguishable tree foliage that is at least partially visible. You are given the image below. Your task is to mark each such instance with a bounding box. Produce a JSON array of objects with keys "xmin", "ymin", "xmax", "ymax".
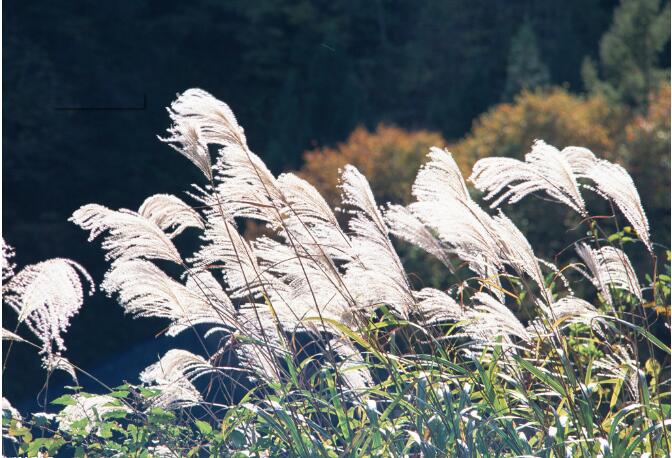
[
  {"xmin": 582, "ymin": 0, "xmax": 671, "ymax": 107},
  {"xmin": 502, "ymin": 21, "xmax": 551, "ymax": 101}
]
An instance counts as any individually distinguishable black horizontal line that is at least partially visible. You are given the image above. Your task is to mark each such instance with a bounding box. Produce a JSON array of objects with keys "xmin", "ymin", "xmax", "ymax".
[{"xmin": 54, "ymin": 94, "xmax": 146, "ymax": 111}]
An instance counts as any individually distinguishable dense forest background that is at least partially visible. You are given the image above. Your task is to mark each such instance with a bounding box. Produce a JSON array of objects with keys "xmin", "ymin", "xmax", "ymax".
[{"xmin": 3, "ymin": 0, "xmax": 670, "ymax": 410}]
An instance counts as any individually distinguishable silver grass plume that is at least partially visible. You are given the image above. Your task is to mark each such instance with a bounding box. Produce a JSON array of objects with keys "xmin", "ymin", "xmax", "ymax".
[
  {"xmin": 575, "ymin": 244, "xmax": 642, "ymax": 305},
  {"xmin": 329, "ymin": 337, "xmax": 373, "ymax": 391},
  {"xmin": 166, "ymin": 90, "xmax": 356, "ymax": 330},
  {"xmin": 161, "ymin": 89, "xmax": 248, "ymax": 180},
  {"xmin": 415, "ymin": 288, "xmax": 464, "ymax": 324},
  {"xmin": 385, "ymin": 204, "xmax": 454, "ymax": 270},
  {"xmin": 593, "ymin": 345, "xmax": 640, "ymax": 402},
  {"xmin": 531, "ymin": 296, "xmax": 603, "ymax": 336},
  {"xmin": 1, "ymin": 237, "xmax": 16, "ymax": 285},
  {"xmin": 470, "ymin": 140, "xmax": 587, "ymax": 215},
  {"xmin": 583, "ymin": 160, "xmax": 651, "ymax": 252},
  {"xmin": 252, "ymin": 236, "xmax": 354, "ymax": 331},
  {"xmin": 2, "ymin": 328, "xmax": 26, "ymax": 342},
  {"xmin": 57, "ymin": 394, "xmax": 131, "ymax": 432},
  {"xmin": 138, "ymin": 194, "xmax": 204, "ymax": 238},
  {"xmin": 102, "ymin": 260, "xmax": 236, "ymax": 337},
  {"xmin": 277, "ymin": 173, "xmax": 353, "ymax": 263},
  {"xmin": 409, "ymin": 147, "xmax": 502, "ymax": 292},
  {"xmin": 213, "ymin": 146, "xmax": 285, "ymax": 226},
  {"xmin": 191, "ymin": 213, "xmax": 269, "ymax": 299},
  {"xmin": 235, "ymin": 306, "xmax": 285, "ymax": 383},
  {"xmin": 71, "ymin": 204, "xmax": 182, "ymax": 265},
  {"xmin": 140, "ymin": 349, "xmax": 216, "ymax": 409},
  {"xmin": 465, "ymin": 292, "xmax": 530, "ymax": 345},
  {"xmin": 563, "ymin": 147, "xmax": 651, "ymax": 252},
  {"xmin": 410, "ymin": 148, "xmax": 546, "ymax": 296},
  {"xmin": 340, "ymin": 165, "xmax": 416, "ymax": 317},
  {"xmin": 4, "ymin": 257, "xmax": 93, "ymax": 379}
]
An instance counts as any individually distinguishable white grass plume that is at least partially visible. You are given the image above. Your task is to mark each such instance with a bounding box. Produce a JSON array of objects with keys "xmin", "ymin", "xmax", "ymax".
[
  {"xmin": 277, "ymin": 172, "xmax": 353, "ymax": 263},
  {"xmin": 138, "ymin": 194, "xmax": 204, "ymax": 238},
  {"xmin": 415, "ymin": 288, "xmax": 463, "ymax": 324},
  {"xmin": 410, "ymin": 148, "xmax": 546, "ymax": 297},
  {"xmin": 575, "ymin": 244, "xmax": 642, "ymax": 305},
  {"xmin": 140, "ymin": 349, "xmax": 215, "ymax": 409},
  {"xmin": 235, "ymin": 306, "xmax": 285, "ymax": 383},
  {"xmin": 465, "ymin": 292, "xmax": 530, "ymax": 344},
  {"xmin": 385, "ymin": 204, "xmax": 453, "ymax": 270},
  {"xmin": 1, "ymin": 237, "xmax": 16, "ymax": 284},
  {"xmin": 191, "ymin": 215, "xmax": 268, "ymax": 299},
  {"xmin": 583, "ymin": 161, "xmax": 651, "ymax": 252},
  {"xmin": 4, "ymin": 258, "xmax": 93, "ymax": 378},
  {"xmin": 531, "ymin": 296, "xmax": 604, "ymax": 336},
  {"xmin": 593, "ymin": 345, "xmax": 640, "ymax": 402},
  {"xmin": 213, "ymin": 146, "xmax": 285, "ymax": 226},
  {"xmin": 102, "ymin": 260, "xmax": 235, "ymax": 337},
  {"xmin": 252, "ymin": 236, "xmax": 354, "ymax": 331},
  {"xmin": 71, "ymin": 204, "xmax": 182, "ymax": 264},
  {"xmin": 340, "ymin": 165, "xmax": 416, "ymax": 317},
  {"xmin": 161, "ymin": 88, "xmax": 248, "ymax": 180},
  {"xmin": 470, "ymin": 140, "xmax": 587, "ymax": 215},
  {"xmin": 563, "ymin": 146, "xmax": 651, "ymax": 252},
  {"xmin": 330, "ymin": 337, "xmax": 373, "ymax": 391}
]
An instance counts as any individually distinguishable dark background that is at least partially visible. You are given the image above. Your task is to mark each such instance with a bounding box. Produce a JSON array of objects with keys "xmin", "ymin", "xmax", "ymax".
[{"xmin": 2, "ymin": 0, "xmax": 636, "ymax": 410}]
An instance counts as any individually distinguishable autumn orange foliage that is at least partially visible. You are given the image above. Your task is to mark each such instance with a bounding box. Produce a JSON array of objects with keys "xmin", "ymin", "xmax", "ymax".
[{"xmin": 300, "ymin": 124, "xmax": 446, "ymax": 206}]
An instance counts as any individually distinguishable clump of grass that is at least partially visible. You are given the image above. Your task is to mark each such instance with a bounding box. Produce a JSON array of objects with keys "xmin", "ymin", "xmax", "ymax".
[{"xmin": 3, "ymin": 88, "xmax": 670, "ymax": 457}]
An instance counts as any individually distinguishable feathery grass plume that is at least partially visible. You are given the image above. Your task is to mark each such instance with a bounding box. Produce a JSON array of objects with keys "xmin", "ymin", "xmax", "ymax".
[
  {"xmin": 191, "ymin": 214, "xmax": 268, "ymax": 299},
  {"xmin": 409, "ymin": 147, "xmax": 501, "ymax": 283},
  {"xmin": 385, "ymin": 204, "xmax": 454, "ymax": 270},
  {"xmin": 276, "ymin": 172, "xmax": 353, "ymax": 263},
  {"xmin": 161, "ymin": 89, "xmax": 248, "ymax": 180},
  {"xmin": 1, "ymin": 237, "xmax": 16, "ymax": 284},
  {"xmin": 4, "ymin": 257, "xmax": 93, "ymax": 379},
  {"xmin": 593, "ymin": 345, "xmax": 640, "ymax": 402},
  {"xmin": 575, "ymin": 243, "xmax": 642, "ymax": 305},
  {"xmin": 414, "ymin": 288, "xmax": 463, "ymax": 324},
  {"xmin": 563, "ymin": 146, "xmax": 652, "ymax": 252},
  {"xmin": 48, "ymin": 356, "xmax": 79, "ymax": 383},
  {"xmin": 561, "ymin": 146, "xmax": 598, "ymax": 175},
  {"xmin": 414, "ymin": 148, "xmax": 552, "ymax": 295},
  {"xmin": 138, "ymin": 194, "xmax": 204, "ymax": 238},
  {"xmin": 235, "ymin": 306, "xmax": 285, "ymax": 383},
  {"xmin": 102, "ymin": 260, "xmax": 235, "ymax": 337},
  {"xmin": 465, "ymin": 292, "xmax": 530, "ymax": 345},
  {"xmin": 140, "ymin": 349, "xmax": 215, "ymax": 409},
  {"xmin": 166, "ymin": 88, "xmax": 247, "ymax": 152},
  {"xmin": 544, "ymin": 296, "xmax": 601, "ymax": 327},
  {"xmin": 583, "ymin": 160, "xmax": 652, "ymax": 252},
  {"xmin": 71, "ymin": 204, "xmax": 182, "ymax": 265},
  {"xmin": 213, "ymin": 146, "xmax": 285, "ymax": 226},
  {"xmin": 531, "ymin": 296, "xmax": 604, "ymax": 338},
  {"xmin": 329, "ymin": 337, "xmax": 373, "ymax": 392},
  {"xmin": 340, "ymin": 165, "xmax": 416, "ymax": 318},
  {"xmin": 57, "ymin": 395, "xmax": 131, "ymax": 432},
  {"xmin": 470, "ymin": 140, "xmax": 587, "ymax": 215},
  {"xmin": 491, "ymin": 211, "xmax": 546, "ymax": 293},
  {"xmin": 252, "ymin": 236, "xmax": 354, "ymax": 330}
]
